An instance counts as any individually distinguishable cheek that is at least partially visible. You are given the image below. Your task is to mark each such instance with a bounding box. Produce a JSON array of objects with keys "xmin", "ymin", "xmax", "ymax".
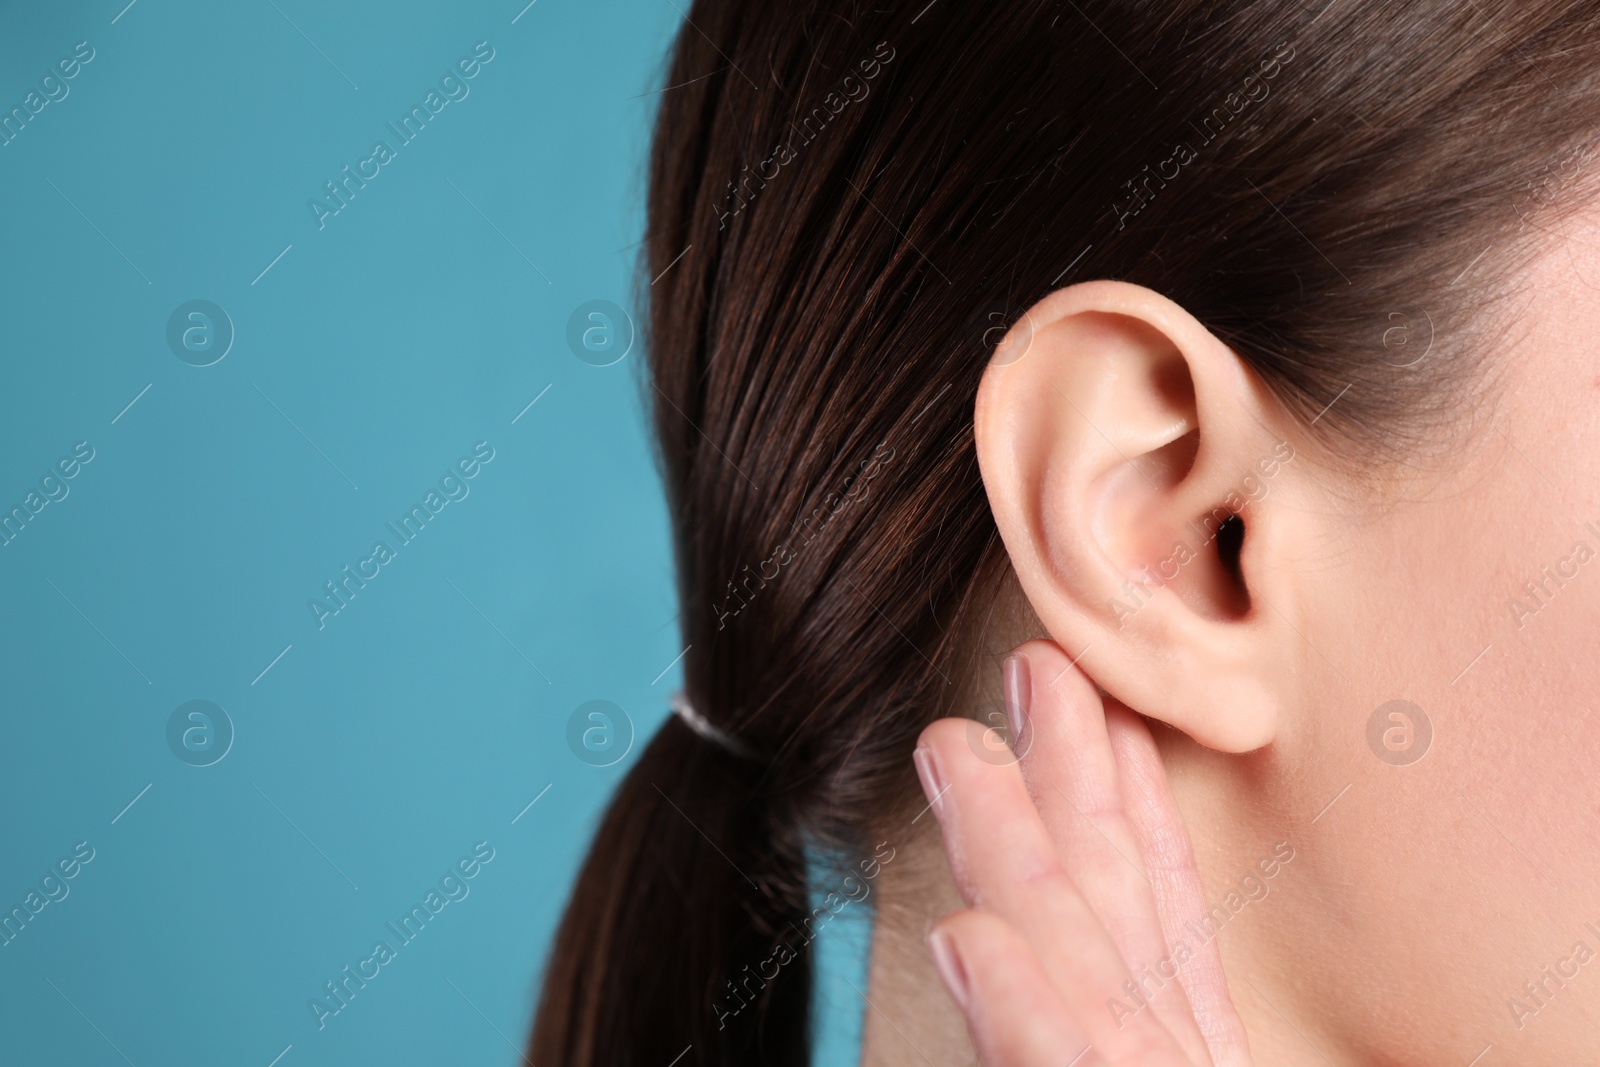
[{"xmin": 1255, "ymin": 211, "xmax": 1600, "ymax": 1055}]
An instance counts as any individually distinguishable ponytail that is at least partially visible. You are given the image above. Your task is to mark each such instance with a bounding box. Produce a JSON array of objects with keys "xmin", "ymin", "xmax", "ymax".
[
  {"xmin": 532, "ymin": 0, "xmax": 1600, "ymax": 1058},
  {"xmin": 528, "ymin": 715, "xmax": 814, "ymax": 1066}
]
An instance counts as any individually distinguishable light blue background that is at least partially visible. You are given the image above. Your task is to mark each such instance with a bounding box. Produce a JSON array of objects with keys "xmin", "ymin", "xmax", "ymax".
[{"xmin": 0, "ymin": 1, "xmax": 864, "ymax": 1064}]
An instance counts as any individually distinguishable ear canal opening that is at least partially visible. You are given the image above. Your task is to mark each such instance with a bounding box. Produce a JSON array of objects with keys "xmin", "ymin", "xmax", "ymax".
[{"xmin": 1214, "ymin": 513, "xmax": 1251, "ymax": 616}]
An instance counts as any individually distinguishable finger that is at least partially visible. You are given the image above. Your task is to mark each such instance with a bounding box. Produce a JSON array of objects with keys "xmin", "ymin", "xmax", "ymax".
[
  {"xmin": 930, "ymin": 909, "xmax": 1106, "ymax": 1067},
  {"xmin": 1009, "ymin": 641, "xmax": 1214, "ymax": 1065},
  {"xmin": 916, "ymin": 718, "xmax": 1194, "ymax": 1063},
  {"xmin": 1106, "ymin": 705, "xmax": 1255, "ymax": 1067}
]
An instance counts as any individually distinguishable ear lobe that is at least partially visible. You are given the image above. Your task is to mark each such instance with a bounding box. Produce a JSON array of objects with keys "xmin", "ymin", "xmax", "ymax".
[{"xmin": 975, "ymin": 281, "xmax": 1298, "ymax": 753}]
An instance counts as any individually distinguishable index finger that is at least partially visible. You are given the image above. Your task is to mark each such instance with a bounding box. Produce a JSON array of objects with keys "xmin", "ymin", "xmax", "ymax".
[{"xmin": 916, "ymin": 717, "xmax": 1196, "ymax": 1065}]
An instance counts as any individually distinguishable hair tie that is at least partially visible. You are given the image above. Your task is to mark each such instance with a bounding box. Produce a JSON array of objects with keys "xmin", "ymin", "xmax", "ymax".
[{"xmin": 671, "ymin": 691, "xmax": 761, "ymax": 761}]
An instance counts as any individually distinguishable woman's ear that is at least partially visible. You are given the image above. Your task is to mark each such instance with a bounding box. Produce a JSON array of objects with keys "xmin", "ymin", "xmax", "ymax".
[{"xmin": 976, "ymin": 281, "xmax": 1305, "ymax": 752}]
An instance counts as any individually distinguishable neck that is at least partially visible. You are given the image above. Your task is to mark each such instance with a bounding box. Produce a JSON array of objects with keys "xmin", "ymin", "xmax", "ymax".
[
  {"xmin": 860, "ymin": 730, "xmax": 1348, "ymax": 1066},
  {"xmin": 861, "ymin": 813, "xmax": 975, "ymax": 1066}
]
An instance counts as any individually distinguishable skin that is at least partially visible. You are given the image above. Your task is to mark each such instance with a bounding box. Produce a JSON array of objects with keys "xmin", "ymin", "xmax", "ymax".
[{"xmin": 861, "ymin": 192, "xmax": 1600, "ymax": 1064}]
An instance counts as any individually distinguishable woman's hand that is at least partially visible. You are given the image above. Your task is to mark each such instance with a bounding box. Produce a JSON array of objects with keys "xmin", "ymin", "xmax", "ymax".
[{"xmin": 913, "ymin": 640, "xmax": 1254, "ymax": 1066}]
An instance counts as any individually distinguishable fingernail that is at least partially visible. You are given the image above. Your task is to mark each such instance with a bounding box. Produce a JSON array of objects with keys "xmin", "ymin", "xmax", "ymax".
[
  {"xmin": 1004, "ymin": 650, "xmax": 1031, "ymax": 749},
  {"xmin": 913, "ymin": 746, "xmax": 946, "ymax": 810},
  {"xmin": 928, "ymin": 928, "xmax": 971, "ymax": 1010}
]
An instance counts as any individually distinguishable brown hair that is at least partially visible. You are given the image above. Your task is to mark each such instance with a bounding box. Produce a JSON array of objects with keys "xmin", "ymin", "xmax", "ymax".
[{"xmin": 530, "ymin": 2, "xmax": 1600, "ymax": 1063}]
